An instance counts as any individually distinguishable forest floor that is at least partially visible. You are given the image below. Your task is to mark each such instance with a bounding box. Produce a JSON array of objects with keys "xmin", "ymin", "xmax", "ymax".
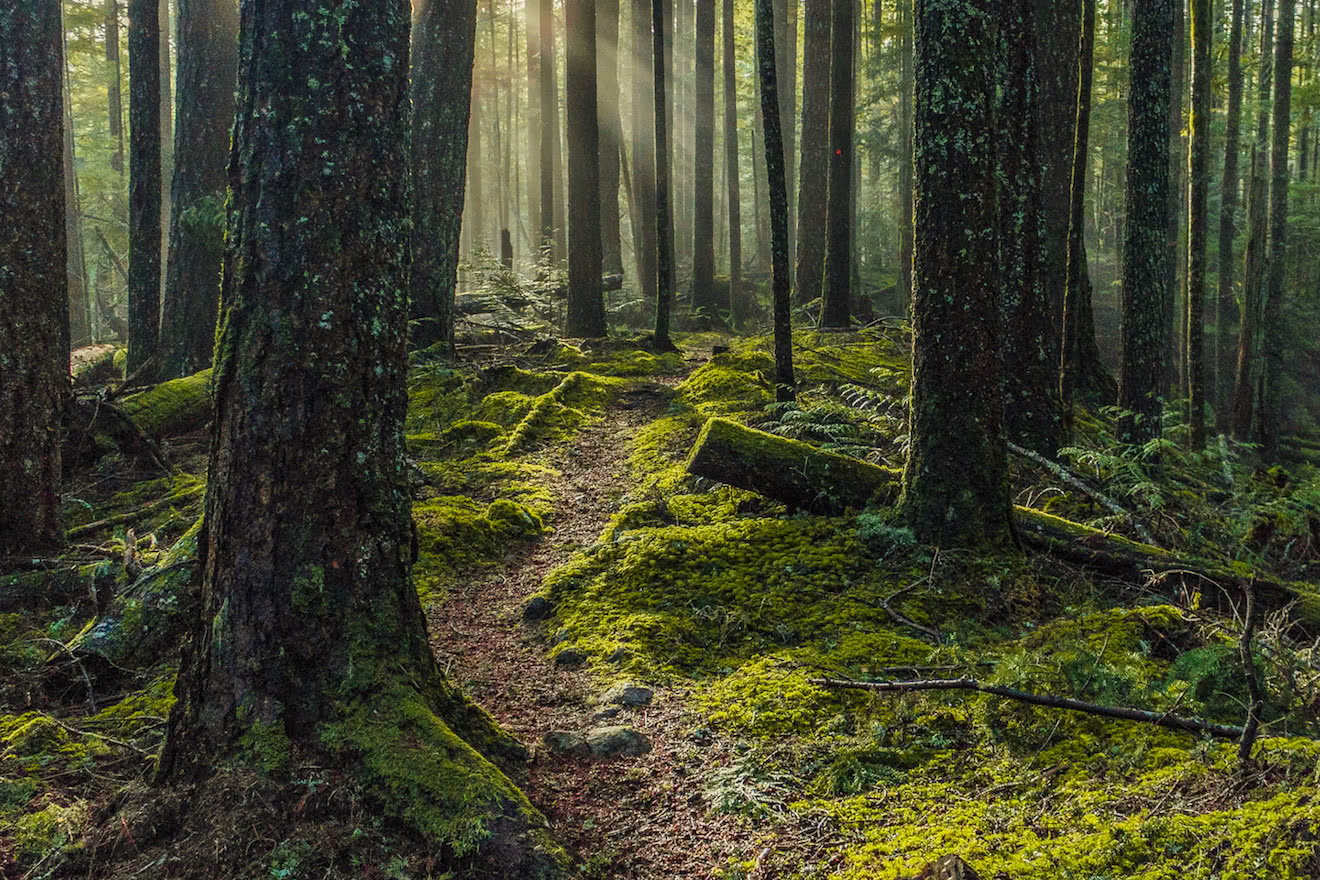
[{"xmin": 4, "ymin": 330, "xmax": 1320, "ymax": 879}]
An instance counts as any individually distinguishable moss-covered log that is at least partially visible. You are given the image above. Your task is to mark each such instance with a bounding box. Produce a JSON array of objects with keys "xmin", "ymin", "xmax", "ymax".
[
  {"xmin": 685, "ymin": 417, "xmax": 900, "ymax": 513},
  {"xmin": 118, "ymin": 368, "xmax": 212, "ymax": 437}
]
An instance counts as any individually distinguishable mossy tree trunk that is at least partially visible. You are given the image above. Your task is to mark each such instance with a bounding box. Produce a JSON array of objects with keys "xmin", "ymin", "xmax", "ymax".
[
  {"xmin": 1118, "ymin": 0, "xmax": 1173, "ymax": 445},
  {"xmin": 159, "ymin": 7, "xmax": 559, "ymax": 868},
  {"xmin": 161, "ymin": 0, "xmax": 238, "ymax": 379},
  {"xmin": 821, "ymin": 0, "xmax": 854, "ymax": 328},
  {"xmin": 691, "ymin": 0, "xmax": 718, "ymax": 317},
  {"xmin": 1214, "ymin": 0, "xmax": 1244, "ymax": 432},
  {"xmin": 0, "ymin": 0, "xmax": 69, "ymax": 556},
  {"xmin": 127, "ymin": 0, "xmax": 162, "ymax": 379},
  {"xmin": 410, "ymin": 0, "xmax": 477, "ymax": 352},
  {"xmin": 1185, "ymin": 0, "xmax": 1211, "ymax": 449},
  {"xmin": 565, "ymin": 0, "xmax": 606, "ymax": 338},
  {"xmin": 998, "ymin": 0, "xmax": 1062, "ymax": 458},
  {"xmin": 756, "ymin": 0, "xmax": 796, "ymax": 401},
  {"xmin": 904, "ymin": 0, "xmax": 1010, "ymax": 547},
  {"xmin": 795, "ymin": 0, "xmax": 830, "ymax": 308},
  {"xmin": 1260, "ymin": 0, "xmax": 1293, "ymax": 462}
]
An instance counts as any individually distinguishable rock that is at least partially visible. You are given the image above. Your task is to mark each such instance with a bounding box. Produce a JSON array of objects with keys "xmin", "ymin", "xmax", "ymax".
[
  {"xmin": 915, "ymin": 855, "xmax": 982, "ymax": 880},
  {"xmin": 542, "ymin": 731, "xmax": 590, "ymax": 757},
  {"xmin": 553, "ymin": 648, "xmax": 587, "ymax": 668},
  {"xmin": 522, "ymin": 595, "xmax": 553, "ymax": 622},
  {"xmin": 585, "ymin": 726, "xmax": 651, "ymax": 758},
  {"xmin": 592, "ymin": 707, "xmax": 621, "ymax": 722},
  {"xmin": 600, "ymin": 682, "xmax": 653, "ymax": 707}
]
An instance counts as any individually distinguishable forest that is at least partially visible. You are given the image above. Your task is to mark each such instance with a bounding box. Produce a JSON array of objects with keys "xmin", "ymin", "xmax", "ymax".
[{"xmin": 2, "ymin": 0, "xmax": 1320, "ymax": 877}]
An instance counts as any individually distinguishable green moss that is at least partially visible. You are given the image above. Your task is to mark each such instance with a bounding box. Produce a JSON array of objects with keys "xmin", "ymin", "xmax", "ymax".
[
  {"xmin": 240, "ymin": 720, "xmax": 294, "ymax": 774},
  {"xmin": 119, "ymin": 368, "xmax": 213, "ymax": 437},
  {"xmin": 412, "ymin": 495, "xmax": 547, "ymax": 603},
  {"xmin": 89, "ymin": 675, "xmax": 176, "ymax": 738},
  {"xmin": 501, "ymin": 371, "xmax": 626, "ymax": 456},
  {"xmin": 13, "ymin": 800, "xmax": 89, "ymax": 863},
  {"xmin": 677, "ymin": 351, "xmax": 776, "ymax": 415}
]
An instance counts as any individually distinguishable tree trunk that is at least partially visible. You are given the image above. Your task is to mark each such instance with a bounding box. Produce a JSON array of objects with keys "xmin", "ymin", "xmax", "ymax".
[
  {"xmin": 653, "ymin": 0, "xmax": 677, "ymax": 349},
  {"xmin": 157, "ymin": 3, "xmax": 561, "ymax": 869},
  {"xmin": 897, "ymin": 0, "xmax": 913, "ymax": 314},
  {"xmin": 779, "ymin": 0, "xmax": 798, "ymax": 290},
  {"xmin": 906, "ymin": 0, "xmax": 1009, "ymax": 547},
  {"xmin": 1215, "ymin": 0, "xmax": 1245, "ymax": 431},
  {"xmin": 599, "ymin": 0, "xmax": 623, "ymax": 278},
  {"xmin": 822, "ymin": 0, "xmax": 855, "ymax": 327},
  {"xmin": 756, "ymin": 0, "xmax": 796, "ymax": 400},
  {"xmin": 526, "ymin": 0, "xmax": 542, "ymax": 258},
  {"xmin": 752, "ymin": 84, "xmax": 772, "ymax": 272},
  {"xmin": 633, "ymin": 0, "xmax": 659, "ymax": 301},
  {"xmin": 565, "ymin": 0, "xmax": 606, "ymax": 337},
  {"xmin": 795, "ymin": 0, "xmax": 831, "ymax": 307},
  {"xmin": 62, "ymin": 28, "xmax": 93, "ymax": 350},
  {"xmin": 1186, "ymin": 0, "xmax": 1211, "ymax": 448},
  {"xmin": 128, "ymin": 0, "xmax": 162, "ymax": 380},
  {"xmin": 0, "ymin": 0, "xmax": 68, "ymax": 555},
  {"xmin": 999, "ymin": 0, "xmax": 1062, "ymax": 457},
  {"xmin": 106, "ymin": 0, "xmax": 126, "ymax": 177},
  {"xmin": 467, "ymin": 87, "xmax": 486, "ymax": 250},
  {"xmin": 158, "ymin": 0, "xmax": 172, "ymax": 296},
  {"xmin": 411, "ymin": 0, "xmax": 477, "ymax": 351},
  {"xmin": 161, "ymin": 0, "xmax": 237, "ymax": 379},
  {"xmin": 1233, "ymin": 0, "xmax": 1273, "ymax": 440},
  {"xmin": 691, "ymin": 0, "xmax": 718, "ymax": 315},
  {"xmin": 1118, "ymin": 0, "xmax": 1174, "ymax": 445},
  {"xmin": 1260, "ymin": 0, "xmax": 1294, "ymax": 461},
  {"xmin": 539, "ymin": 0, "xmax": 556, "ymax": 254},
  {"xmin": 723, "ymin": 0, "xmax": 744, "ymax": 325},
  {"xmin": 1166, "ymin": 0, "xmax": 1186, "ymax": 398}
]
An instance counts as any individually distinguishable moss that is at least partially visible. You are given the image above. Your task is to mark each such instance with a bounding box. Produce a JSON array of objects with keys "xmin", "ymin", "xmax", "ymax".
[
  {"xmin": 89, "ymin": 675, "xmax": 176, "ymax": 738},
  {"xmin": 677, "ymin": 351, "xmax": 776, "ymax": 415},
  {"xmin": 13, "ymin": 800, "xmax": 89, "ymax": 863},
  {"xmin": 501, "ymin": 371, "xmax": 626, "ymax": 456},
  {"xmin": 241, "ymin": 720, "xmax": 293, "ymax": 774},
  {"xmin": 412, "ymin": 495, "xmax": 547, "ymax": 603},
  {"xmin": 119, "ymin": 368, "xmax": 213, "ymax": 437}
]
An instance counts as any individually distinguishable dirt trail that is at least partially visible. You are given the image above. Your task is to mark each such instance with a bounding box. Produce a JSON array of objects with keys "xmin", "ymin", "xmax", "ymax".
[{"xmin": 425, "ymin": 381, "xmax": 772, "ymax": 879}]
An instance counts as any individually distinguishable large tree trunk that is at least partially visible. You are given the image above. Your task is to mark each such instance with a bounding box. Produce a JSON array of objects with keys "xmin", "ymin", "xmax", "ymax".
[
  {"xmin": 598, "ymin": 0, "xmax": 623, "ymax": 278},
  {"xmin": 723, "ymin": 0, "xmax": 744, "ymax": 325},
  {"xmin": 411, "ymin": 0, "xmax": 477, "ymax": 351},
  {"xmin": 1185, "ymin": 0, "xmax": 1211, "ymax": 448},
  {"xmin": 691, "ymin": 0, "xmax": 718, "ymax": 316},
  {"xmin": 1118, "ymin": 0, "xmax": 1174, "ymax": 445},
  {"xmin": 1260, "ymin": 0, "xmax": 1294, "ymax": 461},
  {"xmin": 161, "ymin": 0, "xmax": 237, "ymax": 379},
  {"xmin": 127, "ymin": 0, "xmax": 162, "ymax": 380},
  {"xmin": 1233, "ymin": 0, "xmax": 1274, "ymax": 441},
  {"xmin": 756, "ymin": 0, "xmax": 796, "ymax": 401},
  {"xmin": 998, "ymin": 0, "xmax": 1062, "ymax": 457},
  {"xmin": 157, "ymin": 3, "xmax": 561, "ymax": 870},
  {"xmin": 653, "ymin": 0, "xmax": 677, "ymax": 349},
  {"xmin": 1215, "ymin": 0, "xmax": 1245, "ymax": 432},
  {"xmin": 906, "ymin": 0, "xmax": 1009, "ymax": 547},
  {"xmin": 632, "ymin": 0, "xmax": 659, "ymax": 302},
  {"xmin": 795, "ymin": 0, "xmax": 830, "ymax": 307},
  {"xmin": 158, "ymin": 0, "xmax": 172, "ymax": 296},
  {"xmin": 565, "ymin": 0, "xmax": 606, "ymax": 337},
  {"xmin": 896, "ymin": 0, "xmax": 913, "ymax": 313},
  {"xmin": 0, "ymin": 0, "xmax": 68, "ymax": 556},
  {"xmin": 822, "ymin": 0, "xmax": 854, "ymax": 327}
]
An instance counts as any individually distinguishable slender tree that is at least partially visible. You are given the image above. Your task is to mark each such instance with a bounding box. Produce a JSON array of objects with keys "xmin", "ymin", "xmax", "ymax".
[
  {"xmin": 1118, "ymin": 0, "xmax": 1174, "ymax": 445},
  {"xmin": 796, "ymin": 0, "xmax": 830, "ymax": 307},
  {"xmin": 63, "ymin": 32, "xmax": 92, "ymax": 349},
  {"xmin": 411, "ymin": 0, "xmax": 478, "ymax": 351},
  {"xmin": 723, "ymin": 0, "xmax": 744, "ymax": 325},
  {"xmin": 1215, "ymin": 0, "xmax": 1245, "ymax": 429},
  {"xmin": 0, "ymin": 0, "xmax": 68, "ymax": 555},
  {"xmin": 756, "ymin": 0, "xmax": 795, "ymax": 400},
  {"xmin": 1261, "ymin": 0, "xmax": 1294, "ymax": 460},
  {"xmin": 1166, "ymin": 0, "xmax": 1186, "ymax": 395},
  {"xmin": 106, "ymin": 0, "xmax": 125, "ymax": 177},
  {"xmin": 127, "ymin": 0, "xmax": 162, "ymax": 378},
  {"xmin": 158, "ymin": 0, "xmax": 172, "ymax": 289},
  {"xmin": 999, "ymin": 0, "xmax": 1062, "ymax": 456},
  {"xmin": 565, "ymin": 0, "xmax": 606, "ymax": 336},
  {"xmin": 157, "ymin": 3, "xmax": 558, "ymax": 870},
  {"xmin": 897, "ymin": 0, "xmax": 914, "ymax": 313},
  {"xmin": 654, "ymin": 0, "xmax": 677, "ymax": 350},
  {"xmin": 691, "ymin": 0, "xmax": 718, "ymax": 316},
  {"xmin": 599, "ymin": 0, "xmax": 623, "ymax": 277},
  {"xmin": 1036, "ymin": 0, "xmax": 1084, "ymax": 333},
  {"xmin": 904, "ymin": 0, "xmax": 1009, "ymax": 547},
  {"xmin": 539, "ymin": 0, "xmax": 556, "ymax": 255},
  {"xmin": 822, "ymin": 0, "xmax": 855, "ymax": 327},
  {"xmin": 161, "ymin": 0, "xmax": 238, "ymax": 379},
  {"xmin": 1186, "ymin": 0, "xmax": 1212, "ymax": 448},
  {"xmin": 633, "ymin": 0, "xmax": 659, "ymax": 302}
]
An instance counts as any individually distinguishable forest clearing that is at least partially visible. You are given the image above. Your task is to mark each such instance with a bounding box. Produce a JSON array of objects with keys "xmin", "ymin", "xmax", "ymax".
[{"xmin": 4, "ymin": 0, "xmax": 1320, "ymax": 877}]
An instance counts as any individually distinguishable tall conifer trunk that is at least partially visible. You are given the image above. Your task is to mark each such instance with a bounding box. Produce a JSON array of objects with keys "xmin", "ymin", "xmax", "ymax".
[
  {"xmin": 691, "ymin": 0, "xmax": 717, "ymax": 315},
  {"xmin": 127, "ymin": 0, "xmax": 162, "ymax": 378},
  {"xmin": 1186, "ymin": 0, "xmax": 1212, "ymax": 448},
  {"xmin": 723, "ymin": 0, "xmax": 744, "ymax": 325},
  {"xmin": 1261, "ymin": 0, "xmax": 1294, "ymax": 461},
  {"xmin": 756, "ymin": 0, "xmax": 795, "ymax": 400},
  {"xmin": 822, "ymin": 0, "xmax": 854, "ymax": 327},
  {"xmin": 565, "ymin": 0, "xmax": 606, "ymax": 337},
  {"xmin": 795, "ymin": 0, "xmax": 830, "ymax": 307},
  {"xmin": 633, "ymin": 0, "xmax": 659, "ymax": 302},
  {"xmin": 1215, "ymin": 0, "xmax": 1245, "ymax": 430}
]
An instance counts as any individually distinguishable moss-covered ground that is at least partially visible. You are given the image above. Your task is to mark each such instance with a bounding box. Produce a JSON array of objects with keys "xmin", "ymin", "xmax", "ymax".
[{"xmin": 4, "ymin": 331, "xmax": 1320, "ymax": 878}]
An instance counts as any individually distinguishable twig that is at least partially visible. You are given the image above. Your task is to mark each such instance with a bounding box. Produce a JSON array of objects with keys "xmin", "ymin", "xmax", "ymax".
[
  {"xmin": 1008, "ymin": 440, "xmax": 1157, "ymax": 546},
  {"xmin": 809, "ymin": 676, "xmax": 1248, "ymax": 740},
  {"xmin": 68, "ymin": 485, "xmax": 204, "ymax": 540},
  {"xmin": 1239, "ymin": 585, "xmax": 1264, "ymax": 764},
  {"xmin": 36, "ymin": 637, "xmax": 97, "ymax": 712}
]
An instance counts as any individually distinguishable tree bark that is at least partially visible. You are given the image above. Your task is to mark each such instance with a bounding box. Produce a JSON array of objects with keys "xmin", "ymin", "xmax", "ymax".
[
  {"xmin": 1118, "ymin": 0, "xmax": 1174, "ymax": 445},
  {"xmin": 795, "ymin": 0, "xmax": 831, "ymax": 307},
  {"xmin": 599, "ymin": 0, "xmax": 623, "ymax": 277},
  {"xmin": 756, "ymin": 0, "xmax": 796, "ymax": 400},
  {"xmin": 158, "ymin": 0, "xmax": 173, "ymax": 297},
  {"xmin": 539, "ymin": 0, "xmax": 556, "ymax": 255},
  {"xmin": 63, "ymin": 27, "xmax": 93, "ymax": 350},
  {"xmin": 905, "ymin": 0, "xmax": 1009, "ymax": 547},
  {"xmin": 723, "ymin": 0, "xmax": 744, "ymax": 326},
  {"xmin": 128, "ymin": 0, "xmax": 162, "ymax": 380},
  {"xmin": 691, "ymin": 0, "xmax": 718, "ymax": 316},
  {"xmin": 822, "ymin": 0, "xmax": 855, "ymax": 327},
  {"xmin": 896, "ymin": 0, "xmax": 913, "ymax": 314},
  {"xmin": 106, "ymin": 0, "xmax": 126, "ymax": 177},
  {"xmin": 1260, "ymin": 0, "xmax": 1294, "ymax": 461},
  {"xmin": 0, "ymin": 0, "xmax": 68, "ymax": 555},
  {"xmin": 410, "ymin": 0, "xmax": 477, "ymax": 351},
  {"xmin": 1186, "ymin": 0, "xmax": 1212, "ymax": 448},
  {"xmin": 161, "ymin": 0, "xmax": 237, "ymax": 379},
  {"xmin": 565, "ymin": 0, "xmax": 606, "ymax": 337},
  {"xmin": 632, "ymin": 0, "xmax": 659, "ymax": 302},
  {"xmin": 1215, "ymin": 0, "xmax": 1245, "ymax": 431},
  {"xmin": 653, "ymin": 0, "xmax": 677, "ymax": 349},
  {"xmin": 1166, "ymin": 0, "xmax": 1186, "ymax": 398}
]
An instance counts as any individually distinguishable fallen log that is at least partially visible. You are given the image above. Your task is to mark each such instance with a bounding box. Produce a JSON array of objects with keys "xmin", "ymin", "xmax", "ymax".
[
  {"xmin": 117, "ymin": 368, "xmax": 212, "ymax": 438},
  {"xmin": 684, "ymin": 418, "xmax": 1320, "ymax": 626},
  {"xmin": 685, "ymin": 417, "xmax": 901, "ymax": 514},
  {"xmin": 810, "ymin": 676, "xmax": 1247, "ymax": 740}
]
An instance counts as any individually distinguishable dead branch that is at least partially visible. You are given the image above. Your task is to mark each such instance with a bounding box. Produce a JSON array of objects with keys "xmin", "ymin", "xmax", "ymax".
[{"xmin": 1008, "ymin": 440, "xmax": 1157, "ymax": 546}]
